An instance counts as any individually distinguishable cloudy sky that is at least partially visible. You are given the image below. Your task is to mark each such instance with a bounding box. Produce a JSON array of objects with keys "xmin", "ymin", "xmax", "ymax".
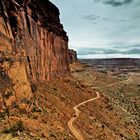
[{"xmin": 51, "ymin": 0, "xmax": 140, "ymax": 59}]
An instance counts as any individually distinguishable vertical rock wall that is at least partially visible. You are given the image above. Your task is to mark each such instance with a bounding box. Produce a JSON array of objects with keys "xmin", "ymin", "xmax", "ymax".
[{"xmin": 0, "ymin": 0, "xmax": 69, "ymax": 111}]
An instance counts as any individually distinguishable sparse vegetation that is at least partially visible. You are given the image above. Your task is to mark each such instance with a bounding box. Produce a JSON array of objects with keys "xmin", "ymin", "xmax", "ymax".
[
  {"xmin": 3, "ymin": 120, "xmax": 24, "ymax": 136},
  {"xmin": 21, "ymin": 98, "xmax": 31, "ymax": 105},
  {"xmin": 31, "ymin": 107, "xmax": 42, "ymax": 112},
  {"xmin": 11, "ymin": 101, "xmax": 19, "ymax": 108},
  {"xmin": 31, "ymin": 84, "xmax": 37, "ymax": 93},
  {"xmin": 0, "ymin": 108, "xmax": 9, "ymax": 120},
  {"xmin": 3, "ymin": 91, "xmax": 13, "ymax": 99}
]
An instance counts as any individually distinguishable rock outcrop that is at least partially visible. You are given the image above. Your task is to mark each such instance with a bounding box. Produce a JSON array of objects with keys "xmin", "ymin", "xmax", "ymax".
[
  {"xmin": 68, "ymin": 49, "xmax": 78, "ymax": 63},
  {"xmin": 0, "ymin": 0, "xmax": 70, "ymax": 111}
]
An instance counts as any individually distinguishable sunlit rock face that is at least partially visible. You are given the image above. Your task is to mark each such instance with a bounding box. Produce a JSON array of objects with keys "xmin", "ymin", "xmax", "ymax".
[{"xmin": 0, "ymin": 0, "xmax": 69, "ymax": 111}]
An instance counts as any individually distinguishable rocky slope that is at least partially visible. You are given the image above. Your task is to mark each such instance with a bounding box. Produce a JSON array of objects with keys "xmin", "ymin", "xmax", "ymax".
[
  {"xmin": 0, "ymin": 0, "xmax": 70, "ymax": 112},
  {"xmin": 0, "ymin": 61, "xmax": 139, "ymax": 139}
]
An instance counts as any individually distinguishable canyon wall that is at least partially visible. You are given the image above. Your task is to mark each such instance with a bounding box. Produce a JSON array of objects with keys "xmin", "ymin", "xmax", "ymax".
[
  {"xmin": 0, "ymin": 0, "xmax": 70, "ymax": 111},
  {"xmin": 68, "ymin": 49, "xmax": 78, "ymax": 63}
]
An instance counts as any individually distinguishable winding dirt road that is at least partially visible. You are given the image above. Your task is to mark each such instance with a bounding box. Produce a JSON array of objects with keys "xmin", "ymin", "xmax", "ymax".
[
  {"xmin": 67, "ymin": 73, "xmax": 134, "ymax": 140},
  {"xmin": 68, "ymin": 91, "xmax": 100, "ymax": 140}
]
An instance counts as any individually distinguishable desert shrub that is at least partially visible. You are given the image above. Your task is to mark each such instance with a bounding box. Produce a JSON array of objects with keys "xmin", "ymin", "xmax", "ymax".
[
  {"xmin": 33, "ymin": 137, "xmax": 40, "ymax": 140},
  {"xmin": 4, "ymin": 91, "xmax": 13, "ymax": 99},
  {"xmin": 31, "ymin": 84, "xmax": 37, "ymax": 93},
  {"xmin": 21, "ymin": 98, "xmax": 31, "ymax": 105},
  {"xmin": 0, "ymin": 111, "xmax": 6, "ymax": 120},
  {"xmin": 0, "ymin": 108, "xmax": 9, "ymax": 120},
  {"xmin": 50, "ymin": 133, "xmax": 56, "ymax": 138},
  {"xmin": 11, "ymin": 101, "xmax": 19, "ymax": 108},
  {"xmin": 19, "ymin": 109, "xmax": 27, "ymax": 114},
  {"xmin": 3, "ymin": 120, "xmax": 24, "ymax": 136},
  {"xmin": 31, "ymin": 107, "xmax": 42, "ymax": 112}
]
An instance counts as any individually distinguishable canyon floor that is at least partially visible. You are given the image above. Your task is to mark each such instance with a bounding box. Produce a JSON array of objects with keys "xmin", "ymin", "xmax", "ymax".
[{"xmin": 0, "ymin": 60, "xmax": 140, "ymax": 140}]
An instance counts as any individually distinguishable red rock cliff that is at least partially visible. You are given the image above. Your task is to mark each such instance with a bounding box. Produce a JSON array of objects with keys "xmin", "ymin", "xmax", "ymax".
[
  {"xmin": 68, "ymin": 49, "xmax": 78, "ymax": 63},
  {"xmin": 0, "ymin": 0, "xmax": 69, "ymax": 111}
]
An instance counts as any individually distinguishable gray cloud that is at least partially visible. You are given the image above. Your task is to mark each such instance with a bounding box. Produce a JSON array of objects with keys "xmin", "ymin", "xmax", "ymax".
[
  {"xmin": 78, "ymin": 48, "xmax": 121, "ymax": 55},
  {"xmin": 117, "ymin": 19, "xmax": 128, "ymax": 22},
  {"xmin": 124, "ymin": 48, "xmax": 140, "ymax": 54},
  {"xmin": 102, "ymin": 17, "xmax": 112, "ymax": 21},
  {"xmin": 113, "ymin": 44, "xmax": 140, "ymax": 49},
  {"xmin": 83, "ymin": 15, "xmax": 128, "ymax": 23},
  {"xmin": 82, "ymin": 14, "xmax": 100, "ymax": 21},
  {"xmin": 104, "ymin": 0, "xmax": 133, "ymax": 6},
  {"xmin": 77, "ymin": 46, "xmax": 140, "ymax": 56},
  {"xmin": 94, "ymin": 0, "xmax": 133, "ymax": 7}
]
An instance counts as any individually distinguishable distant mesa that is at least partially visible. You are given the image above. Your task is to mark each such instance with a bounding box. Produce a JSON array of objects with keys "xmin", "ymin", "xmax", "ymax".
[{"xmin": 68, "ymin": 49, "xmax": 78, "ymax": 64}]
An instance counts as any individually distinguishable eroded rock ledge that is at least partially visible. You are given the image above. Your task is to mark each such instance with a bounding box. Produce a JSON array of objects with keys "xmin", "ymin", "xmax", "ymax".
[{"xmin": 0, "ymin": 0, "xmax": 70, "ymax": 111}]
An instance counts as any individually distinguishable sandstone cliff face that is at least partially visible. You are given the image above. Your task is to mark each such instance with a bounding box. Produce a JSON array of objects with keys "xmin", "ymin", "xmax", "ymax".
[
  {"xmin": 68, "ymin": 49, "xmax": 78, "ymax": 63},
  {"xmin": 0, "ymin": 0, "xmax": 69, "ymax": 111}
]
